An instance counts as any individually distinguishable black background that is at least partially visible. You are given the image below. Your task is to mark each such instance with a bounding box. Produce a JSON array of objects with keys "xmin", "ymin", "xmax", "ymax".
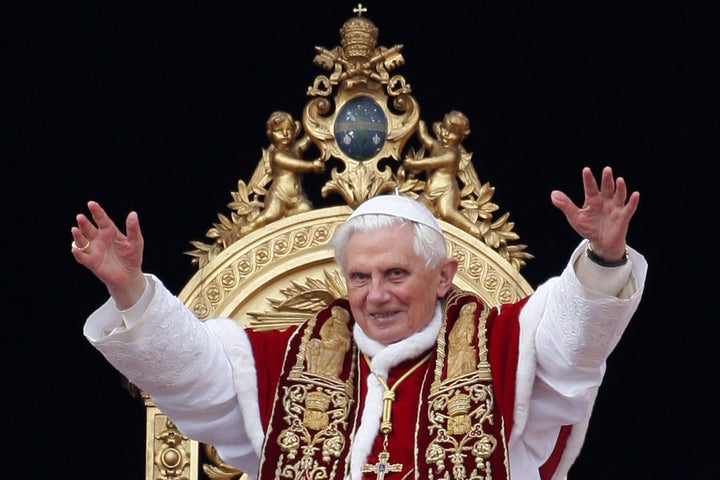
[{"xmin": 8, "ymin": 1, "xmax": 717, "ymax": 478}]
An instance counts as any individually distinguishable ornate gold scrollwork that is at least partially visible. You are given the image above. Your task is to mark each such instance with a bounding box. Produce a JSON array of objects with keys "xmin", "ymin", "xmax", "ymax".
[{"xmin": 184, "ymin": 10, "xmax": 531, "ymax": 271}]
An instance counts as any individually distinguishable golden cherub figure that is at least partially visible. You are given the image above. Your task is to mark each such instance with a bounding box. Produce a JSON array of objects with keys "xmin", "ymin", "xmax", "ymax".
[
  {"xmin": 241, "ymin": 111, "xmax": 325, "ymax": 235},
  {"xmin": 403, "ymin": 111, "xmax": 482, "ymax": 236}
]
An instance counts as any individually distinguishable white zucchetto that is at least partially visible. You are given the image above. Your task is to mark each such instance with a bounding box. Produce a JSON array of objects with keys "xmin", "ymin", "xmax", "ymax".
[{"xmin": 347, "ymin": 195, "xmax": 442, "ymax": 234}]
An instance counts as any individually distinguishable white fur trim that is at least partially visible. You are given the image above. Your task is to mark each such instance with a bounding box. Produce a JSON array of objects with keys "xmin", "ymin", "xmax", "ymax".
[
  {"xmin": 510, "ymin": 278, "xmax": 549, "ymax": 445},
  {"xmin": 207, "ymin": 319, "xmax": 265, "ymax": 457}
]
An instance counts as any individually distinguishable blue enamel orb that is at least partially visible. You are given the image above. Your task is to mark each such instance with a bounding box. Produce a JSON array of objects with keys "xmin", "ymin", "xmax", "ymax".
[{"xmin": 334, "ymin": 96, "xmax": 387, "ymax": 161}]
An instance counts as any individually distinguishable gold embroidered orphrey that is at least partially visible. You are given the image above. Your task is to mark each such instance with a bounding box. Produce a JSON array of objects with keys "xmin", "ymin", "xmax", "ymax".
[
  {"xmin": 424, "ymin": 295, "xmax": 507, "ymax": 480},
  {"xmin": 133, "ymin": 5, "xmax": 534, "ymax": 480},
  {"xmin": 268, "ymin": 304, "xmax": 357, "ymax": 480}
]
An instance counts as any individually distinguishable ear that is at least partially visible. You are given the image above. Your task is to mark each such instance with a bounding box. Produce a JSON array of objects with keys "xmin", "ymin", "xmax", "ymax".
[{"xmin": 436, "ymin": 257, "xmax": 459, "ymax": 297}]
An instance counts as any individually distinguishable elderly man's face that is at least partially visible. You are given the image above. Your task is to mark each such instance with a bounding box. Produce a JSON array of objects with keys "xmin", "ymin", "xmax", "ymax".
[{"xmin": 342, "ymin": 223, "xmax": 457, "ymax": 344}]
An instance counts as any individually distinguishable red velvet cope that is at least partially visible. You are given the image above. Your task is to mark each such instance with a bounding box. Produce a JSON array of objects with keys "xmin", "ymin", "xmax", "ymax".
[
  {"xmin": 246, "ymin": 326, "xmax": 298, "ymax": 429},
  {"xmin": 246, "ymin": 292, "xmax": 570, "ymax": 479},
  {"xmin": 487, "ymin": 296, "xmax": 572, "ymax": 479},
  {"xmin": 487, "ymin": 298, "xmax": 527, "ymax": 441}
]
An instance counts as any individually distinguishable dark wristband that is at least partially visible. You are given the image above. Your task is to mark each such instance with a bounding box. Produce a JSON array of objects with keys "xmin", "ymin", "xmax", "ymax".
[{"xmin": 586, "ymin": 244, "xmax": 629, "ymax": 267}]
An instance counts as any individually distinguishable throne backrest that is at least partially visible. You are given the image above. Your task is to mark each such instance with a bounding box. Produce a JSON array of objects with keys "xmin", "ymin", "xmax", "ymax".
[{"xmin": 141, "ymin": 10, "xmax": 533, "ymax": 480}]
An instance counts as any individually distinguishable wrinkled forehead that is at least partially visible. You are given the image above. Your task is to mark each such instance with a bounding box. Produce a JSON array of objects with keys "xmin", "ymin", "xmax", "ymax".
[{"xmin": 343, "ymin": 222, "xmax": 421, "ymax": 266}]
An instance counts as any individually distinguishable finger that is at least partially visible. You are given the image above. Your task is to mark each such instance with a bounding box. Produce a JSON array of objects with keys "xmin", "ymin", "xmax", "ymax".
[
  {"xmin": 582, "ymin": 167, "xmax": 600, "ymax": 198},
  {"xmin": 599, "ymin": 166, "xmax": 614, "ymax": 198},
  {"xmin": 124, "ymin": 211, "xmax": 144, "ymax": 246},
  {"xmin": 70, "ymin": 240, "xmax": 89, "ymax": 263},
  {"xmin": 70, "ymin": 228, "xmax": 93, "ymax": 267},
  {"xmin": 70, "ymin": 226, "xmax": 91, "ymax": 251},
  {"xmin": 613, "ymin": 176, "xmax": 629, "ymax": 206},
  {"xmin": 623, "ymin": 191, "xmax": 640, "ymax": 219},
  {"xmin": 87, "ymin": 200, "xmax": 116, "ymax": 230},
  {"xmin": 75, "ymin": 211, "xmax": 98, "ymax": 240}
]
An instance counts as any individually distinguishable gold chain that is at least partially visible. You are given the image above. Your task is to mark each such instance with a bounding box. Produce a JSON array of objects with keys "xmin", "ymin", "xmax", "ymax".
[{"xmin": 364, "ymin": 352, "xmax": 432, "ymax": 434}]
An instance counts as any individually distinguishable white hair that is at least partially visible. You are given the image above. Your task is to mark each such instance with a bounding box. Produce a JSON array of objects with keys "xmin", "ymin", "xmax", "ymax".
[{"xmin": 329, "ymin": 213, "xmax": 448, "ymax": 272}]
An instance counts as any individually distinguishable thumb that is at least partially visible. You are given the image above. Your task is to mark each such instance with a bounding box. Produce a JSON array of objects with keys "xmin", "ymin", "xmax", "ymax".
[{"xmin": 550, "ymin": 190, "xmax": 572, "ymax": 212}]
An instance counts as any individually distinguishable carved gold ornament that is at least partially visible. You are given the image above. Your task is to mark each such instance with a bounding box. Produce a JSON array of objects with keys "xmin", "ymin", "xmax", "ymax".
[{"xmin": 184, "ymin": 10, "xmax": 531, "ymax": 271}]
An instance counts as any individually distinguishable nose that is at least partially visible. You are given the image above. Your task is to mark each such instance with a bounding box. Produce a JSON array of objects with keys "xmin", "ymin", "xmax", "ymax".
[{"xmin": 366, "ymin": 276, "xmax": 392, "ymax": 303}]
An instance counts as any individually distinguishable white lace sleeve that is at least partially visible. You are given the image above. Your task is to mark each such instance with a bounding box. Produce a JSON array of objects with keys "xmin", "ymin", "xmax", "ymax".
[
  {"xmin": 84, "ymin": 275, "xmax": 260, "ymax": 474},
  {"xmin": 509, "ymin": 241, "xmax": 648, "ymax": 480}
]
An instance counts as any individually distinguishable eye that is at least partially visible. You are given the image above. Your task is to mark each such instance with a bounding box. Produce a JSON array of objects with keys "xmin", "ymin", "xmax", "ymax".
[
  {"xmin": 387, "ymin": 268, "xmax": 407, "ymax": 281},
  {"xmin": 348, "ymin": 272, "xmax": 369, "ymax": 288}
]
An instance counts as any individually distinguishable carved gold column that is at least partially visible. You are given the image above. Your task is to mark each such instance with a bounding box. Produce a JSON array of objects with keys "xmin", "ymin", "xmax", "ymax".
[{"xmin": 144, "ymin": 394, "xmax": 199, "ymax": 480}]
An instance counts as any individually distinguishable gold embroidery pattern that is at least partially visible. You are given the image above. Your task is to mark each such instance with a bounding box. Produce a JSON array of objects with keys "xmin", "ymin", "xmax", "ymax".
[
  {"xmin": 425, "ymin": 295, "xmax": 502, "ymax": 480},
  {"xmin": 272, "ymin": 306, "xmax": 357, "ymax": 480},
  {"xmin": 426, "ymin": 378, "xmax": 498, "ymax": 480}
]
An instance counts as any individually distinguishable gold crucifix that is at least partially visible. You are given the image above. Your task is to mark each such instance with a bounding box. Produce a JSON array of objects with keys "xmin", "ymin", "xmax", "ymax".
[
  {"xmin": 353, "ymin": 3, "xmax": 367, "ymax": 16},
  {"xmin": 361, "ymin": 450, "xmax": 402, "ymax": 480}
]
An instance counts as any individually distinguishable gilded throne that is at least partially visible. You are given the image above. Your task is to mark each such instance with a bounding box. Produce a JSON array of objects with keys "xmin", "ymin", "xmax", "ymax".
[{"xmin": 137, "ymin": 9, "xmax": 534, "ymax": 480}]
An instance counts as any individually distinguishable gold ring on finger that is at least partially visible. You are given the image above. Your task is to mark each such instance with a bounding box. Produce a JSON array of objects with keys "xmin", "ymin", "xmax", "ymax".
[{"xmin": 72, "ymin": 240, "xmax": 91, "ymax": 252}]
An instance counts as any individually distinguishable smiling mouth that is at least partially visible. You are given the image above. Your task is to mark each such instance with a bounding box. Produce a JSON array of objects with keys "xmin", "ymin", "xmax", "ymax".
[{"xmin": 372, "ymin": 312, "xmax": 399, "ymax": 320}]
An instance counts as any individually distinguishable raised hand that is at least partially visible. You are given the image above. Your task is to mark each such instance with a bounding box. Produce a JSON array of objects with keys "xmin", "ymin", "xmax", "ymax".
[
  {"xmin": 550, "ymin": 166, "xmax": 640, "ymax": 262},
  {"xmin": 70, "ymin": 201, "xmax": 147, "ymax": 309}
]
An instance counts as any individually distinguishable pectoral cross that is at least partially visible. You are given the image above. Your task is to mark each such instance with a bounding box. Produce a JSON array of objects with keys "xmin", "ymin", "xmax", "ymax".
[{"xmin": 361, "ymin": 450, "xmax": 402, "ymax": 480}]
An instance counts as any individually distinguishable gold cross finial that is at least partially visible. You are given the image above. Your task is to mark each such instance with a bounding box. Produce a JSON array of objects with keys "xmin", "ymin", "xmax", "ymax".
[{"xmin": 354, "ymin": 3, "xmax": 367, "ymax": 16}]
